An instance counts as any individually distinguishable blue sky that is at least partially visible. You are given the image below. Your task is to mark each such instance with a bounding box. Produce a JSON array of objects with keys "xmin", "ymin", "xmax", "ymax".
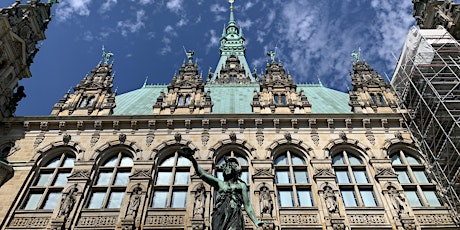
[{"xmin": 14, "ymin": 0, "xmax": 415, "ymax": 116}]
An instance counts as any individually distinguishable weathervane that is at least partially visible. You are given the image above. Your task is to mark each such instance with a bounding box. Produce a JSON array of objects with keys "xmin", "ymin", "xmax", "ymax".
[
  {"xmin": 102, "ymin": 46, "xmax": 114, "ymax": 64},
  {"xmin": 351, "ymin": 47, "xmax": 361, "ymax": 63}
]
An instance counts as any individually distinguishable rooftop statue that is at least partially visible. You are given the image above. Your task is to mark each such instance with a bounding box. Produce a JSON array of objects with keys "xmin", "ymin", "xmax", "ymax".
[
  {"xmin": 351, "ymin": 48, "xmax": 361, "ymax": 62},
  {"xmin": 102, "ymin": 45, "xmax": 114, "ymax": 64},
  {"xmin": 178, "ymin": 147, "xmax": 266, "ymax": 230}
]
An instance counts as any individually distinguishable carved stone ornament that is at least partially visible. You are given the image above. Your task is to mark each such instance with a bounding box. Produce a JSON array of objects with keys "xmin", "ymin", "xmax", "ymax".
[
  {"xmin": 90, "ymin": 132, "xmax": 100, "ymax": 147},
  {"xmin": 259, "ymin": 186, "xmax": 273, "ymax": 217},
  {"xmin": 193, "ymin": 183, "xmax": 206, "ymax": 218},
  {"xmin": 256, "ymin": 130, "xmax": 264, "ymax": 146},
  {"xmin": 9, "ymin": 217, "xmax": 50, "ymax": 228},
  {"xmin": 229, "ymin": 132, "xmax": 237, "ymax": 142},
  {"xmin": 78, "ymin": 216, "xmax": 118, "ymax": 227},
  {"xmin": 57, "ymin": 184, "xmax": 78, "ymax": 218},
  {"xmin": 126, "ymin": 184, "xmax": 142, "ymax": 219},
  {"xmin": 366, "ymin": 131, "xmax": 375, "ymax": 145},
  {"xmin": 311, "ymin": 132, "xmax": 319, "ymax": 146},
  {"xmin": 284, "ymin": 132, "xmax": 292, "ymax": 142},
  {"xmin": 119, "ymin": 133, "xmax": 127, "ymax": 143},
  {"xmin": 387, "ymin": 186, "xmax": 409, "ymax": 216},
  {"xmin": 63, "ymin": 134, "xmax": 71, "ymax": 144},
  {"xmin": 253, "ymin": 168, "xmax": 273, "ymax": 177},
  {"xmin": 146, "ymin": 132, "xmax": 155, "ymax": 146},
  {"xmin": 323, "ymin": 186, "xmax": 338, "ymax": 214},
  {"xmin": 394, "ymin": 131, "xmax": 403, "ymax": 140},
  {"xmin": 339, "ymin": 131, "xmax": 347, "ymax": 141},
  {"xmin": 68, "ymin": 169, "xmax": 91, "ymax": 179},
  {"xmin": 146, "ymin": 215, "xmax": 184, "ymax": 226},
  {"xmin": 314, "ymin": 168, "xmax": 335, "ymax": 178},
  {"xmin": 280, "ymin": 214, "xmax": 319, "ymax": 224},
  {"xmin": 174, "ymin": 133, "xmax": 182, "ymax": 142},
  {"xmin": 375, "ymin": 167, "xmax": 398, "ymax": 179},
  {"xmin": 34, "ymin": 132, "xmax": 45, "ymax": 148},
  {"xmin": 130, "ymin": 169, "xmax": 152, "ymax": 179},
  {"xmin": 201, "ymin": 131, "xmax": 209, "ymax": 146},
  {"xmin": 348, "ymin": 214, "xmax": 386, "ymax": 224},
  {"xmin": 262, "ymin": 222, "xmax": 275, "ymax": 230},
  {"xmin": 332, "ymin": 222, "xmax": 346, "ymax": 230}
]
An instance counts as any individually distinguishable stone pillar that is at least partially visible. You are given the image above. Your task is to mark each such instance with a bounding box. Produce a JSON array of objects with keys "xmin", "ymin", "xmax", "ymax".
[{"xmin": 252, "ymin": 160, "xmax": 276, "ymax": 228}]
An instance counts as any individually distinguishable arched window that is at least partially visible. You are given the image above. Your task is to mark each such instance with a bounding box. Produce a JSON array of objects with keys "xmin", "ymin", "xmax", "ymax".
[
  {"xmin": 280, "ymin": 94, "xmax": 287, "ymax": 105},
  {"xmin": 378, "ymin": 93, "xmax": 386, "ymax": 105},
  {"xmin": 273, "ymin": 94, "xmax": 279, "ymax": 105},
  {"xmin": 332, "ymin": 150, "xmax": 377, "ymax": 207},
  {"xmin": 216, "ymin": 150, "xmax": 249, "ymax": 184},
  {"xmin": 370, "ymin": 93, "xmax": 377, "ymax": 105},
  {"xmin": 274, "ymin": 150, "xmax": 312, "ymax": 207},
  {"xmin": 79, "ymin": 96, "xmax": 88, "ymax": 108},
  {"xmin": 152, "ymin": 151, "xmax": 190, "ymax": 208},
  {"xmin": 88, "ymin": 152, "xmax": 133, "ymax": 209},
  {"xmin": 87, "ymin": 96, "xmax": 96, "ymax": 107},
  {"xmin": 22, "ymin": 153, "xmax": 75, "ymax": 210},
  {"xmin": 185, "ymin": 95, "xmax": 191, "ymax": 106},
  {"xmin": 177, "ymin": 95, "xmax": 184, "ymax": 106},
  {"xmin": 391, "ymin": 150, "xmax": 441, "ymax": 207}
]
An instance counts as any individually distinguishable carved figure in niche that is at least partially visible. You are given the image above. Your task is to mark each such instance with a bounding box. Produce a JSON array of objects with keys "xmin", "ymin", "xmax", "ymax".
[
  {"xmin": 259, "ymin": 186, "xmax": 273, "ymax": 217},
  {"xmin": 127, "ymin": 185, "xmax": 142, "ymax": 218},
  {"xmin": 58, "ymin": 184, "xmax": 78, "ymax": 218},
  {"xmin": 179, "ymin": 147, "xmax": 266, "ymax": 230},
  {"xmin": 324, "ymin": 186, "xmax": 338, "ymax": 214},
  {"xmin": 388, "ymin": 186, "xmax": 408, "ymax": 215},
  {"xmin": 193, "ymin": 183, "xmax": 206, "ymax": 218}
]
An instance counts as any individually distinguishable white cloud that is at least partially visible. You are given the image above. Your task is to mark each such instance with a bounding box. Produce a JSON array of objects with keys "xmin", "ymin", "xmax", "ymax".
[
  {"xmin": 139, "ymin": 0, "xmax": 155, "ymax": 5},
  {"xmin": 176, "ymin": 18, "xmax": 189, "ymax": 27},
  {"xmin": 166, "ymin": 0, "xmax": 183, "ymax": 14},
  {"xmin": 55, "ymin": 0, "xmax": 92, "ymax": 21},
  {"xmin": 206, "ymin": 29, "xmax": 220, "ymax": 52},
  {"xmin": 210, "ymin": 4, "xmax": 226, "ymax": 14},
  {"xmin": 117, "ymin": 10, "xmax": 146, "ymax": 36},
  {"xmin": 164, "ymin": 25, "xmax": 178, "ymax": 37},
  {"xmin": 100, "ymin": 0, "xmax": 117, "ymax": 13}
]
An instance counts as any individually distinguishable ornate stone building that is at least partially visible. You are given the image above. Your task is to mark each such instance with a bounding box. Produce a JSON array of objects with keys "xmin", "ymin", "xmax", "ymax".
[{"xmin": 0, "ymin": 1, "xmax": 458, "ymax": 230}]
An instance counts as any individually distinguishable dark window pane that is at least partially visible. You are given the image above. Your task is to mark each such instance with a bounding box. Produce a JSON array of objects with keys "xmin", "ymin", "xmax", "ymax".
[
  {"xmin": 423, "ymin": 191, "xmax": 441, "ymax": 207},
  {"xmin": 120, "ymin": 157, "xmax": 133, "ymax": 166},
  {"xmin": 276, "ymin": 171, "xmax": 290, "ymax": 184},
  {"xmin": 275, "ymin": 154, "xmax": 288, "ymax": 165},
  {"xmin": 348, "ymin": 155, "xmax": 362, "ymax": 165},
  {"xmin": 53, "ymin": 173, "xmax": 70, "ymax": 186},
  {"xmin": 396, "ymin": 170, "xmax": 411, "ymax": 184},
  {"xmin": 336, "ymin": 171, "xmax": 350, "ymax": 184},
  {"xmin": 156, "ymin": 172, "xmax": 172, "ymax": 185},
  {"xmin": 152, "ymin": 191, "xmax": 168, "ymax": 208},
  {"xmin": 171, "ymin": 191, "xmax": 187, "ymax": 208},
  {"xmin": 294, "ymin": 170, "xmax": 308, "ymax": 184},
  {"xmin": 405, "ymin": 191, "xmax": 422, "ymax": 207},
  {"xmin": 107, "ymin": 192, "xmax": 124, "ymax": 208},
  {"xmin": 360, "ymin": 190, "xmax": 377, "ymax": 206},
  {"xmin": 297, "ymin": 190, "xmax": 313, "ymax": 206},
  {"xmin": 174, "ymin": 172, "xmax": 190, "ymax": 185},
  {"xmin": 114, "ymin": 172, "xmax": 130, "ymax": 185},
  {"xmin": 278, "ymin": 190, "xmax": 294, "ymax": 207},
  {"xmin": 353, "ymin": 170, "xmax": 368, "ymax": 183},
  {"xmin": 35, "ymin": 172, "xmax": 52, "ymax": 186},
  {"xmin": 24, "ymin": 193, "xmax": 42, "ymax": 210},
  {"xmin": 96, "ymin": 172, "xmax": 112, "ymax": 185},
  {"xmin": 291, "ymin": 155, "xmax": 305, "ymax": 165},
  {"xmin": 341, "ymin": 190, "xmax": 357, "ymax": 207},
  {"xmin": 42, "ymin": 192, "xmax": 61, "ymax": 209},
  {"xmin": 332, "ymin": 154, "xmax": 344, "ymax": 165},
  {"xmin": 88, "ymin": 192, "xmax": 105, "ymax": 209}
]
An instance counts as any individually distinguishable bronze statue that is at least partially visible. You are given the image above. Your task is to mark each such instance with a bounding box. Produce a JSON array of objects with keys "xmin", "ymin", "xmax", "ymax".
[{"xmin": 179, "ymin": 147, "xmax": 265, "ymax": 230}]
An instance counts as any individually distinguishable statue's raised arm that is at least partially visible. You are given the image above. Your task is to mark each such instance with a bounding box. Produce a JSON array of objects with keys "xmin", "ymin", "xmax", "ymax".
[{"xmin": 178, "ymin": 147, "xmax": 266, "ymax": 229}]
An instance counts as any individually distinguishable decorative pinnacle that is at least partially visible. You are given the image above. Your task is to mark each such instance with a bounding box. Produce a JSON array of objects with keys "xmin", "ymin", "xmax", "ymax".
[{"xmin": 229, "ymin": 0, "xmax": 235, "ymax": 24}]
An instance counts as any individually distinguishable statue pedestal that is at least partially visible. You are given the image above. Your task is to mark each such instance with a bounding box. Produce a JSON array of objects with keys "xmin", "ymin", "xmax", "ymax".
[
  {"xmin": 121, "ymin": 218, "xmax": 135, "ymax": 230},
  {"xmin": 191, "ymin": 218, "xmax": 207, "ymax": 230},
  {"xmin": 49, "ymin": 217, "xmax": 65, "ymax": 230}
]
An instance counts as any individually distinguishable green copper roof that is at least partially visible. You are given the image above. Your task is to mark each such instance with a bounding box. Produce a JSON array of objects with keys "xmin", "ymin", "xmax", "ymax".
[
  {"xmin": 205, "ymin": 84, "xmax": 259, "ymax": 114},
  {"xmin": 113, "ymin": 84, "xmax": 166, "ymax": 115},
  {"xmin": 298, "ymin": 84, "xmax": 351, "ymax": 114},
  {"xmin": 113, "ymin": 83, "xmax": 351, "ymax": 115}
]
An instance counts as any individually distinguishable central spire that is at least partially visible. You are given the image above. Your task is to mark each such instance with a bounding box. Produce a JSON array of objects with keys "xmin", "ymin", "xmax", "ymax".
[{"xmin": 209, "ymin": 0, "xmax": 256, "ymax": 84}]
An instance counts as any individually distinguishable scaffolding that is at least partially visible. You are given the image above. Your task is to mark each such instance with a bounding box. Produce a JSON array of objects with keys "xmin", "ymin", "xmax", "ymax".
[{"xmin": 392, "ymin": 26, "xmax": 460, "ymax": 218}]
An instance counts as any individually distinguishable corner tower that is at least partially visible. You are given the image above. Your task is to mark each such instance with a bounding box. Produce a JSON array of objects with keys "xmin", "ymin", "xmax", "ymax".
[
  {"xmin": 0, "ymin": 0, "xmax": 54, "ymax": 118},
  {"xmin": 51, "ymin": 48, "xmax": 116, "ymax": 116},
  {"xmin": 208, "ymin": 0, "xmax": 256, "ymax": 84}
]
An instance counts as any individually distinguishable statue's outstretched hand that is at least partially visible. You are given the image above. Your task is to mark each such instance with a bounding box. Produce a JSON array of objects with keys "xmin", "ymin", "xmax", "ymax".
[{"xmin": 178, "ymin": 147, "xmax": 195, "ymax": 160}]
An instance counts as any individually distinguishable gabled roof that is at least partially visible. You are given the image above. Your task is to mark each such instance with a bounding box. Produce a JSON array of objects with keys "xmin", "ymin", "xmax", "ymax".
[{"xmin": 113, "ymin": 83, "xmax": 351, "ymax": 115}]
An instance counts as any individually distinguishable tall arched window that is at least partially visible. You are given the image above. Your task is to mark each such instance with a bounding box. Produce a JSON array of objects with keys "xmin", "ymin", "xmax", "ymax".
[
  {"xmin": 87, "ymin": 96, "xmax": 96, "ymax": 107},
  {"xmin": 177, "ymin": 95, "xmax": 184, "ymax": 106},
  {"xmin": 280, "ymin": 94, "xmax": 287, "ymax": 105},
  {"xmin": 274, "ymin": 150, "xmax": 312, "ymax": 207},
  {"xmin": 152, "ymin": 151, "xmax": 190, "ymax": 208},
  {"xmin": 185, "ymin": 95, "xmax": 191, "ymax": 106},
  {"xmin": 273, "ymin": 94, "xmax": 279, "ymax": 105},
  {"xmin": 391, "ymin": 150, "xmax": 441, "ymax": 207},
  {"xmin": 216, "ymin": 150, "xmax": 249, "ymax": 184},
  {"xmin": 88, "ymin": 152, "xmax": 133, "ymax": 209},
  {"xmin": 79, "ymin": 96, "xmax": 88, "ymax": 108},
  {"xmin": 23, "ymin": 153, "xmax": 75, "ymax": 210},
  {"xmin": 332, "ymin": 150, "xmax": 377, "ymax": 207}
]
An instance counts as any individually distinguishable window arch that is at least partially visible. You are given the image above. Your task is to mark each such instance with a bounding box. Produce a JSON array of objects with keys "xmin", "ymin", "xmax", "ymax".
[
  {"xmin": 87, "ymin": 151, "xmax": 133, "ymax": 209},
  {"xmin": 152, "ymin": 151, "xmax": 191, "ymax": 208},
  {"xmin": 391, "ymin": 150, "xmax": 441, "ymax": 207},
  {"xmin": 332, "ymin": 149, "xmax": 377, "ymax": 207},
  {"xmin": 280, "ymin": 94, "xmax": 287, "ymax": 105},
  {"xmin": 274, "ymin": 149, "xmax": 312, "ymax": 207},
  {"xmin": 185, "ymin": 95, "xmax": 191, "ymax": 106},
  {"xmin": 22, "ymin": 153, "xmax": 75, "ymax": 210},
  {"xmin": 215, "ymin": 149, "xmax": 249, "ymax": 184},
  {"xmin": 177, "ymin": 95, "xmax": 184, "ymax": 106}
]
